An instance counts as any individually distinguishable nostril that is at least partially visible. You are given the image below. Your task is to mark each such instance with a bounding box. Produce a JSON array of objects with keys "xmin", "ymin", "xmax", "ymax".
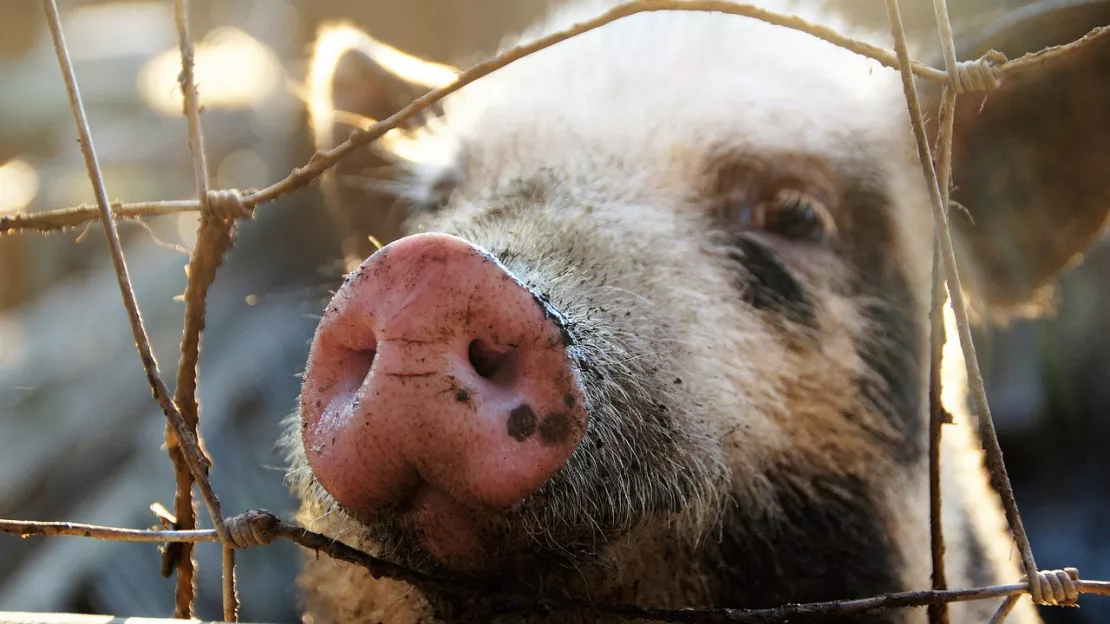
[
  {"xmin": 468, "ymin": 338, "xmax": 512, "ymax": 381},
  {"xmin": 333, "ymin": 347, "xmax": 376, "ymax": 397},
  {"xmin": 354, "ymin": 348, "xmax": 376, "ymax": 379}
]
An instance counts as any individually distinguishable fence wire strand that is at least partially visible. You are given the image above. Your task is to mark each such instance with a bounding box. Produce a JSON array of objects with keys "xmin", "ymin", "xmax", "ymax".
[
  {"xmin": 924, "ymin": 0, "xmax": 980, "ymax": 621},
  {"xmin": 166, "ymin": 0, "xmax": 241, "ymax": 619},
  {"xmin": 883, "ymin": 0, "xmax": 1051, "ymax": 611},
  {"xmin": 924, "ymin": 7, "xmax": 962, "ymax": 623},
  {"xmin": 38, "ymin": 0, "xmax": 230, "ymax": 544},
  {"xmin": 3, "ymin": 0, "xmax": 1109, "ymax": 622}
]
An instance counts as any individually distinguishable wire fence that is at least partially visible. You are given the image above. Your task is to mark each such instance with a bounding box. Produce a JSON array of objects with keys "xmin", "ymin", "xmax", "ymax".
[{"xmin": 1, "ymin": 0, "xmax": 1109, "ymax": 622}]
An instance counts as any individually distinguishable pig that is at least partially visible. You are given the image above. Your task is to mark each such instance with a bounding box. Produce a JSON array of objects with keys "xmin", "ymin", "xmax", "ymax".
[{"xmin": 282, "ymin": 1, "xmax": 1110, "ymax": 622}]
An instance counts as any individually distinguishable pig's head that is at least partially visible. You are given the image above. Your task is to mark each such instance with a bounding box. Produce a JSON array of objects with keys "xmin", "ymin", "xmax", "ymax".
[{"xmin": 285, "ymin": 0, "xmax": 1109, "ymax": 620}]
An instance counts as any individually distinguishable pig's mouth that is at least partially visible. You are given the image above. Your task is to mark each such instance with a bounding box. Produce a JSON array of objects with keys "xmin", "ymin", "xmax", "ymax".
[
  {"xmin": 384, "ymin": 482, "xmax": 519, "ymax": 573},
  {"xmin": 345, "ymin": 474, "xmax": 596, "ymax": 583}
]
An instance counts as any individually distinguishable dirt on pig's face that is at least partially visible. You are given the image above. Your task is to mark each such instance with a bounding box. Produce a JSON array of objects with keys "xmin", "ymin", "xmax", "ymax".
[{"xmin": 283, "ymin": 2, "xmax": 942, "ymax": 618}]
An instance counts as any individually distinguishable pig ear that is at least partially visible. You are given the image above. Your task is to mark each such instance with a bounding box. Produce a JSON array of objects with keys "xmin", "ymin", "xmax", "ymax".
[
  {"xmin": 306, "ymin": 24, "xmax": 458, "ymax": 261},
  {"xmin": 929, "ymin": 2, "xmax": 1110, "ymax": 321},
  {"xmin": 307, "ymin": 23, "xmax": 458, "ymax": 153}
]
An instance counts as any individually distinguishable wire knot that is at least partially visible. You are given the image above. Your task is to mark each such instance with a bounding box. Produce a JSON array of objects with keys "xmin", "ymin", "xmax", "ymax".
[
  {"xmin": 951, "ymin": 50, "xmax": 1007, "ymax": 94},
  {"xmin": 204, "ymin": 189, "xmax": 253, "ymax": 220},
  {"xmin": 1031, "ymin": 567, "xmax": 1080, "ymax": 606},
  {"xmin": 222, "ymin": 510, "xmax": 279, "ymax": 549}
]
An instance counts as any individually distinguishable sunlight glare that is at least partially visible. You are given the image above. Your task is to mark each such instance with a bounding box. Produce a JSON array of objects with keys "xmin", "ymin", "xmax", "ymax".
[
  {"xmin": 0, "ymin": 159, "xmax": 40, "ymax": 214},
  {"xmin": 138, "ymin": 27, "xmax": 281, "ymax": 115},
  {"xmin": 308, "ymin": 23, "xmax": 457, "ymax": 162}
]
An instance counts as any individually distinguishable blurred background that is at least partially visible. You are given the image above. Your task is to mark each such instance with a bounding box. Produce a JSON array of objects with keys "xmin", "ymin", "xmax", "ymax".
[{"xmin": 0, "ymin": 1, "xmax": 1106, "ymax": 622}]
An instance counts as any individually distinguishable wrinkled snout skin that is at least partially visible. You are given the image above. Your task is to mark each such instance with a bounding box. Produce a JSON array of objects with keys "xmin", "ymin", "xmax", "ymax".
[
  {"xmin": 278, "ymin": 0, "xmax": 1108, "ymax": 622},
  {"xmin": 300, "ymin": 233, "xmax": 586, "ymax": 565}
]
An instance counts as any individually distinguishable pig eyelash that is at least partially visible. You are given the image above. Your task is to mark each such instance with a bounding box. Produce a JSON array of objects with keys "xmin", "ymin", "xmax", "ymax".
[
  {"xmin": 751, "ymin": 190, "xmax": 832, "ymax": 242},
  {"xmin": 734, "ymin": 188, "xmax": 837, "ymax": 244}
]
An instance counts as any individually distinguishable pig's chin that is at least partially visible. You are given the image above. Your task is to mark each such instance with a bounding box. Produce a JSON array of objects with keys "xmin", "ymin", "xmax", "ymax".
[
  {"xmin": 347, "ymin": 483, "xmax": 603, "ymax": 584},
  {"xmin": 350, "ymin": 486, "xmax": 543, "ymax": 578},
  {"xmin": 400, "ymin": 487, "xmax": 505, "ymax": 572}
]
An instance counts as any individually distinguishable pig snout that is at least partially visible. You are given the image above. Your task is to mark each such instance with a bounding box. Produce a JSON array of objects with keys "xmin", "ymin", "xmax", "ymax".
[{"xmin": 300, "ymin": 232, "xmax": 588, "ymax": 529}]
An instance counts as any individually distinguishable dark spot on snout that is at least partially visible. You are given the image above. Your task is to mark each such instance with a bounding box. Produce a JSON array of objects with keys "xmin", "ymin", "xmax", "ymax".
[
  {"xmin": 539, "ymin": 412, "xmax": 572, "ymax": 446},
  {"xmin": 455, "ymin": 389, "xmax": 470, "ymax": 402},
  {"xmin": 563, "ymin": 394, "xmax": 576, "ymax": 409},
  {"xmin": 731, "ymin": 237, "xmax": 816, "ymax": 328},
  {"xmin": 507, "ymin": 404, "xmax": 538, "ymax": 441}
]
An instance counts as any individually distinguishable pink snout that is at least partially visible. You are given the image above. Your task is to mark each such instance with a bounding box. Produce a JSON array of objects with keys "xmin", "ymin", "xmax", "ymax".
[{"xmin": 300, "ymin": 233, "xmax": 587, "ymax": 528}]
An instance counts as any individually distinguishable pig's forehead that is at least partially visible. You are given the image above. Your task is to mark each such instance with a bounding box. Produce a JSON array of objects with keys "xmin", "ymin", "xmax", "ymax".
[{"xmin": 425, "ymin": 0, "xmax": 913, "ymax": 189}]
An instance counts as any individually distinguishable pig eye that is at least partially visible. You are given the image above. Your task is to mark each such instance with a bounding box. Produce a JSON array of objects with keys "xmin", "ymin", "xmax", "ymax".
[{"xmin": 759, "ymin": 189, "xmax": 834, "ymax": 243}]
